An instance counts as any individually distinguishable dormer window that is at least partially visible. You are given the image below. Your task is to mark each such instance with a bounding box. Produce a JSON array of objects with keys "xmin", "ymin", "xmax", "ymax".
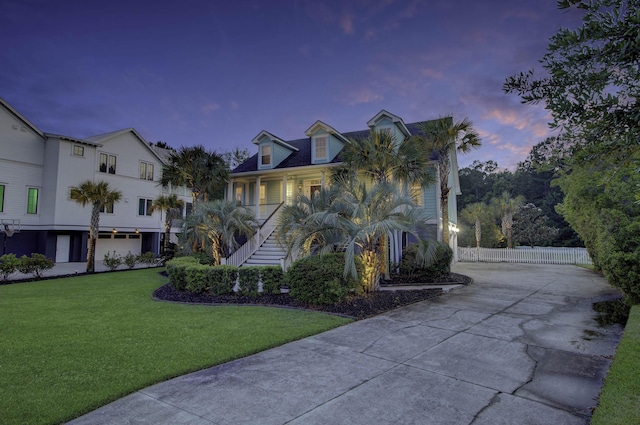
[
  {"xmin": 314, "ymin": 136, "xmax": 327, "ymax": 161},
  {"xmin": 260, "ymin": 145, "xmax": 271, "ymax": 167}
]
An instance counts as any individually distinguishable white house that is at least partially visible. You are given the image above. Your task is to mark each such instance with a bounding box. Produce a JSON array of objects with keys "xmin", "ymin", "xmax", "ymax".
[{"xmin": 0, "ymin": 97, "xmax": 191, "ymax": 262}]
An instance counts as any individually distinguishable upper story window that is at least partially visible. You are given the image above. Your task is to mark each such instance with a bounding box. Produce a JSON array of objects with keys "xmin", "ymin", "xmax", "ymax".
[
  {"xmin": 139, "ymin": 162, "xmax": 154, "ymax": 181},
  {"xmin": 185, "ymin": 202, "xmax": 193, "ymax": 217},
  {"xmin": 72, "ymin": 145, "xmax": 84, "ymax": 157},
  {"xmin": 0, "ymin": 184, "xmax": 5, "ymax": 212},
  {"xmin": 138, "ymin": 198, "xmax": 153, "ymax": 216},
  {"xmin": 411, "ymin": 182, "xmax": 423, "ymax": 206},
  {"xmin": 99, "ymin": 153, "xmax": 117, "ymax": 174},
  {"xmin": 260, "ymin": 145, "xmax": 271, "ymax": 167},
  {"xmin": 313, "ymin": 136, "xmax": 328, "ymax": 162},
  {"xmin": 27, "ymin": 187, "xmax": 39, "ymax": 214},
  {"xmin": 99, "ymin": 201, "xmax": 114, "ymax": 214},
  {"xmin": 379, "ymin": 126, "xmax": 393, "ymax": 137}
]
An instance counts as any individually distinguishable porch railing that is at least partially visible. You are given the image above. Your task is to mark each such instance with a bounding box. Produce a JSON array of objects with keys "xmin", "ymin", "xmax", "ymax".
[
  {"xmin": 458, "ymin": 247, "xmax": 592, "ymax": 265},
  {"xmin": 222, "ymin": 202, "xmax": 285, "ymax": 267}
]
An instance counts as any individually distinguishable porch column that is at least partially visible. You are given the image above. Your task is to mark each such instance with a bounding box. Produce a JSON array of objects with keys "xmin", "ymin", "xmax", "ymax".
[
  {"xmin": 255, "ymin": 176, "xmax": 261, "ymax": 218},
  {"xmin": 226, "ymin": 179, "xmax": 234, "ymax": 202},
  {"xmin": 282, "ymin": 175, "xmax": 287, "ymax": 204},
  {"xmin": 321, "ymin": 171, "xmax": 326, "ymax": 189}
]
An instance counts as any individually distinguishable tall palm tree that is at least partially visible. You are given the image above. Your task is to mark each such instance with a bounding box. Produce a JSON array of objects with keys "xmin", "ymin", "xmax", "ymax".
[
  {"xmin": 70, "ymin": 180, "xmax": 122, "ymax": 273},
  {"xmin": 417, "ymin": 117, "xmax": 481, "ymax": 245},
  {"xmin": 492, "ymin": 191, "xmax": 525, "ymax": 248},
  {"xmin": 181, "ymin": 200, "xmax": 257, "ymax": 265},
  {"xmin": 460, "ymin": 202, "xmax": 485, "ymax": 248},
  {"xmin": 150, "ymin": 194, "xmax": 184, "ymax": 254},
  {"xmin": 160, "ymin": 145, "xmax": 228, "ymax": 206}
]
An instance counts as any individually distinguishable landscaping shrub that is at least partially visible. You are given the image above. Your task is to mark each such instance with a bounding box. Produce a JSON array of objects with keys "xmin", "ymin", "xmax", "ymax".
[
  {"xmin": 123, "ymin": 251, "xmax": 138, "ymax": 269},
  {"xmin": 285, "ymin": 253, "xmax": 360, "ymax": 305},
  {"xmin": 103, "ymin": 251, "xmax": 122, "ymax": 271},
  {"xmin": 260, "ymin": 266, "xmax": 284, "ymax": 294},
  {"xmin": 206, "ymin": 265, "xmax": 238, "ymax": 295},
  {"xmin": 398, "ymin": 241, "xmax": 453, "ymax": 281},
  {"xmin": 166, "ymin": 256, "xmax": 199, "ymax": 290},
  {"xmin": 238, "ymin": 266, "xmax": 261, "ymax": 296},
  {"xmin": 185, "ymin": 264, "xmax": 209, "ymax": 294},
  {"xmin": 0, "ymin": 253, "xmax": 21, "ymax": 281},
  {"xmin": 138, "ymin": 251, "xmax": 157, "ymax": 267},
  {"xmin": 17, "ymin": 253, "xmax": 55, "ymax": 278}
]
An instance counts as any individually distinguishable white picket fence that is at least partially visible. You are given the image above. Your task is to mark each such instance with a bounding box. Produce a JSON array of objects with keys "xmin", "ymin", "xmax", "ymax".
[{"xmin": 458, "ymin": 247, "xmax": 592, "ymax": 265}]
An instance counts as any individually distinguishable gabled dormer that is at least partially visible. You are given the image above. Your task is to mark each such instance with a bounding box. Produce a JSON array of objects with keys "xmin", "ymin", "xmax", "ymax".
[
  {"xmin": 304, "ymin": 120, "xmax": 349, "ymax": 164},
  {"xmin": 252, "ymin": 130, "xmax": 299, "ymax": 170},
  {"xmin": 367, "ymin": 110, "xmax": 411, "ymax": 141}
]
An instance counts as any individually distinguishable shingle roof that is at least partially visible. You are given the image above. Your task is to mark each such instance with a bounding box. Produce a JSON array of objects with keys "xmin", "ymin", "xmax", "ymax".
[{"xmin": 231, "ymin": 121, "xmax": 435, "ymax": 174}]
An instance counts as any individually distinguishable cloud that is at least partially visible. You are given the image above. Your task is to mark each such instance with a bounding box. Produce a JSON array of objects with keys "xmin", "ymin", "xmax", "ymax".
[
  {"xmin": 201, "ymin": 102, "xmax": 221, "ymax": 115},
  {"xmin": 340, "ymin": 14, "xmax": 354, "ymax": 35},
  {"xmin": 338, "ymin": 87, "xmax": 383, "ymax": 106},
  {"xmin": 230, "ymin": 100, "xmax": 239, "ymax": 110}
]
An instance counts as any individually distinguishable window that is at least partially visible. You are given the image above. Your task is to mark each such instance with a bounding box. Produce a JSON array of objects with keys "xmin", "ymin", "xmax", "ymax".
[
  {"xmin": 260, "ymin": 145, "xmax": 271, "ymax": 166},
  {"xmin": 72, "ymin": 145, "xmax": 84, "ymax": 156},
  {"xmin": 139, "ymin": 162, "xmax": 154, "ymax": 181},
  {"xmin": 411, "ymin": 183, "xmax": 423, "ymax": 206},
  {"xmin": 27, "ymin": 187, "xmax": 39, "ymax": 214},
  {"xmin": 0, "ymin": 184, "xmax": 4, "ymax": 212},
  {"xmin": 99, "ymin": 201, "xmax": 114, "ymax": 214},
  {"xmin": 314, "ymin": 136, "xmax": 327, "ymax": 161},
  {"xmin": 138, "ymin": 198, "xmax": 153, "ymax": 216},
  {"xmin": 99, "ymin": 153, "xmax": 117, "ymax": 174},
  {"xmin": 185, "ymin": 202, "xmax": 193, "ymax": 217}
]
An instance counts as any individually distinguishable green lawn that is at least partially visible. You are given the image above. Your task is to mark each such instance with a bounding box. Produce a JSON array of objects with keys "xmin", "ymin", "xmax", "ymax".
[
  {"xmin": 591, "ymin": 305, "xmax": 640, "ymax": 425},
  {"xmin": 0, "ymin": 269, "xmax": 352, "ymax": 425}
]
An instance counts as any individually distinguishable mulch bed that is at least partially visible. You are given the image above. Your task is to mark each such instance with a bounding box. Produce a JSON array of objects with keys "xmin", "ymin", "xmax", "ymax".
[{"xmin": 153, "ymin": 273, "xmax": 471, "ymax": 320}]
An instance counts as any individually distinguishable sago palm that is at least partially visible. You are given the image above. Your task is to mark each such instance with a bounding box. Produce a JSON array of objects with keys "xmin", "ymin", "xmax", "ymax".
[{"xmin": 70, "ymin": 180, "xmax": 122, "ymax": 273}]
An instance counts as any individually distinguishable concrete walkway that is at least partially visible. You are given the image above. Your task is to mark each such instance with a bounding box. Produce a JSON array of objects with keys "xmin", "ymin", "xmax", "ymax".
[{"xmin": 67, "ymin": 263, "xmax": 623, "ymax": 425}]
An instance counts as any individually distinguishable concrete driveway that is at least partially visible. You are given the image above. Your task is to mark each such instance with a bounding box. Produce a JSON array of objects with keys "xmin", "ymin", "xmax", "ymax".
[{"xmin": 68, "ymin": 263, "xmax": 624, "ymax": 425}]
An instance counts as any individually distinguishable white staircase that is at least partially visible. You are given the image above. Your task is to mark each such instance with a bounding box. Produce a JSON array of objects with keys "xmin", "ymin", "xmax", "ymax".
[{"xmin": 243, "ymin": 232, "xmax": 287, "ymax": 267}]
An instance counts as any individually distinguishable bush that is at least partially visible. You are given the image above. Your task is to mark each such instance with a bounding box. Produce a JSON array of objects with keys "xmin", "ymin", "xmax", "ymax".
[
  {"xmin": 138, "ymin": 251, "xmax": 157, "ymax": 267},
  {"xmin": 260, "ymin": 266, "xmax": 284, "ymax": 294},
  {"xmin": 207, "ymin": 265, "xmax": 238, "ymax": 295},
  {"xmin": 398, "ymin": 241, "xmax": 453, "ymax": 281},
  {"xmin": 185, "ymin": 264, "xmax": 209, "ymax": 294},
  {"xmin": 16, "ymin": 253, "xmax": 55, "ymax": 278},
  {"xmin": 0, "ymin": 254, "xmax": 21, "ymax": 281},
  {"xmin": 103, "ymin": 251, "xmax": 122, "ymax": 271},
  {"xmin": 238, "ymin": 266, "xmax": 261, "ymax": 296},
  {"xmin": 123, "ymin": 252, "xmax": 138, "ymax": 269},
  {"xmin": 285, "ymin": 253, "xmax": 359, "ymax": 305},
  {"xmin": 166, "ymin": 256, "xmax": 199, "ymax": 291}
]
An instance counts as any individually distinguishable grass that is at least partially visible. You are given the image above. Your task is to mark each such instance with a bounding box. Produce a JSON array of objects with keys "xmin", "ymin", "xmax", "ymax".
[
  {"xmin": 591, "ymin": 305, "xmax": 640, "ymax": 424},
  {"xmin": 0, "ymin": 269, "xmax": 352, "ymax": 425}
]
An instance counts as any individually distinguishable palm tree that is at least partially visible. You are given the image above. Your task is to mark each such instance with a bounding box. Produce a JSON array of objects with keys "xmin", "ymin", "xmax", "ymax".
[
  {"xmin": 160, "ymin": 145, "xmax": 228, "ymax": 206},
  {"xmin": 417, "ymin": 117, "xmax": 481, "ymax": 246},
  {"xmin": 149, "ymin": 194, "xmax": 184, "ymax": 254},
  {"xmin": 70, "ymin": 180, "xmax": 122, "ymax": 273},
  {"xmin": 460, "ymin": 202, "xmax": 485, "ymax": 248},
  {"xmin": 492, "ymin": 191, "xmax": 524, "ymax": 248},
  {"xmin": 181, "ymin": 200, "xmax": 257, "ymax": 265}
]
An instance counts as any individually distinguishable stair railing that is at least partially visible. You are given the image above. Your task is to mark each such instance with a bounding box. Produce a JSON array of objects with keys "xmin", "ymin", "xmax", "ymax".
[{"xmin": 223, "ymin": 202, "xmax": 284, "ymax": 267}]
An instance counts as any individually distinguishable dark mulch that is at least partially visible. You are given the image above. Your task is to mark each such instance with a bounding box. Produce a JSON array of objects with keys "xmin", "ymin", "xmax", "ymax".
[
  {"xmin": 381, "ymin": 272, "xmax": 472, "ymax": 286},
  {"xmin": 153, "ymin": 275, "xmax": 469, "ymax": 320}
]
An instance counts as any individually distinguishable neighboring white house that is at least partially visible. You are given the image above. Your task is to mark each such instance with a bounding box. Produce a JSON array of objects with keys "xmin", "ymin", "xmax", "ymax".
[{"xmin": 0, "ymin": 97, "xmax": 191, "ymax": 262}]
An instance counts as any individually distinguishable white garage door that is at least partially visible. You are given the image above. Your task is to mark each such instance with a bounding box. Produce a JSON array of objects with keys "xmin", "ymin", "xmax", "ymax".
[{"xmin": 95, "ymin": 234, "xmax": 142, "ymax": 260}]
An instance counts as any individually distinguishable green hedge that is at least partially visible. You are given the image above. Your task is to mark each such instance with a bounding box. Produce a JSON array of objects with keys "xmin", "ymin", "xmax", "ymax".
[
  {"xmin": 399, "ymin": 241, "xmax": 453, "ymax": 280},
  {"xmin": 285, "ymin": 253, "xmax": 360, "ymax": 305},
  {"xmin": 166, "ymin": 257, "xmax": 238, "ymax": 295},
  {"xmin": 166, "ymin": 257, "xmax": 199, "ymax": 290},
  {"xmin": 260, "ymin": 266, "xmax": 284, "ymax": 294},
  {"xmin": 238, "ymin": 266, "xmax": 261, "ymax": 296},
  {"xmin": 207, "ymin": 265, "xmax": 237, "ymax": 295}
]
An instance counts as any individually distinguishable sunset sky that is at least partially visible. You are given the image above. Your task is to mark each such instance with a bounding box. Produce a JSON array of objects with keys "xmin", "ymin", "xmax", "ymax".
[{"xmin": 1, "ymin": 0, "xmax": 582, "ymax": 170}]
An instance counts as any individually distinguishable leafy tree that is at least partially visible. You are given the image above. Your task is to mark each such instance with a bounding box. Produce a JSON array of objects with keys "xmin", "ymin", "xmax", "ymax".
[
  {"xmin": 417, "ymin": 117, "xmax": 481, "ymax": 245},
  {"xmin": 504, "ymin": 0, "xmax": 640, "ymax": 165},
  {"xmin": 150, "ymin": 194, "xmax": 184, "ymax": 254},
  {"xmin": 492, "ymin": 192, "xmax": 524, "ymax": 249},
  {"xmin": 222, "ymin": 147, "xmax": 251, "ymax": 171},
  {"xmin": 180, "ymin": 200, "xmax": 257, "ymax": 265},
  {"xmin": 512, "ymin": 203, "xmax": 559, "ymax": 248},
  {"xmin": 70, "ymin": 180, "xmax": 122, "ymax": 273},
  {"xmin": 160, "ymin": 145, "xmax": 228, "ymax": 206}
]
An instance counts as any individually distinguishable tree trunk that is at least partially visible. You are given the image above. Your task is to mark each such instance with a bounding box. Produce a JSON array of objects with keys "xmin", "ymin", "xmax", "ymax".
[
  {"xmin": 475, "ymin": 217, "xmax": 481, "ymax": 248},
  {"xmin": 87, "ymin": 203, "xmax": 100, "ymax": 273},
  {"xmin": 361, "ymin": 250, "xmax": 382, "ymax": 293},
  {"xmin": 164, "ymin": 219, "xmax": 171, "ymax": 253},
  {"xmin": 439, "ymin": 159, "xmax": 451, "ymax": 246}
]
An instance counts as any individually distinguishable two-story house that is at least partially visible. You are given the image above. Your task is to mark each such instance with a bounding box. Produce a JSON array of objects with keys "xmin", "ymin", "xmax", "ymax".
[
  {"xmin": 0, "ymin": 97, "xmax": 191, "ymax": 262},
  {"xmin": 225, "ymin": 110, "xmax": 461, "ymax": 268}
]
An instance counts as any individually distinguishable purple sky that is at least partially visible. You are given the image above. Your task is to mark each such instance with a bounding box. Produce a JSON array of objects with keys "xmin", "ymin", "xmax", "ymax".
[{"xmin": 1, "ymin": 0, "xmax": 582, "ymax": 170}]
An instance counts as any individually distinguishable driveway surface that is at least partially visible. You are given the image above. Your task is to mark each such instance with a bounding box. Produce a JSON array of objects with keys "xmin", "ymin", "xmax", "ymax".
[{"xmin": 67, "ymin": 263, "xmax": 624, "ymax": 425}]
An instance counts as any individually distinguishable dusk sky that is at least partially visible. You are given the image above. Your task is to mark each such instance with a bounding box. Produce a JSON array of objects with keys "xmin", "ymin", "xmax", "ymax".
[{"xmin": 1, "ymin": 0, "xmax": 583, "ymax": 170}]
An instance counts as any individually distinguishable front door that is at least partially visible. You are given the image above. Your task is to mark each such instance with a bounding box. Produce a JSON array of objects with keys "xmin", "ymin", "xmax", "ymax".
[{"xmin": 56, "ymin": 234, "xmax": 70, "ymax": 262}]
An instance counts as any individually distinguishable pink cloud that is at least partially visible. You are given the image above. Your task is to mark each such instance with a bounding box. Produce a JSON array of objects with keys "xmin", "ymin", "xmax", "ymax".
[
  {"xmin": 341, "ymin": 14, "xmax": 354, "ymax": 35},
  {"xmin": 201, "ymin": 102, "xmax": 221, "ymax": 115},
  {"xmin": 339, "ymin": 87, "xmax": 383, "ymax": 106}
]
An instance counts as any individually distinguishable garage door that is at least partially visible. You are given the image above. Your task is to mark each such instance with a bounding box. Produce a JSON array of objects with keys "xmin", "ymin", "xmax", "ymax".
[{"xmin": 95, "ymin": 233, "xmax": 142, "ymax": 260}]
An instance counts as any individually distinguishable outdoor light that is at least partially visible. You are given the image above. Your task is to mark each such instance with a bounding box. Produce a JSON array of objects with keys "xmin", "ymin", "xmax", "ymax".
[
  {"xmin": 112, "ymin": 228, "xmax": 117, "ymax": 233},
  {"xmin": 135, "ymin": 229, "xmax": 140, "ymax": 234}
]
